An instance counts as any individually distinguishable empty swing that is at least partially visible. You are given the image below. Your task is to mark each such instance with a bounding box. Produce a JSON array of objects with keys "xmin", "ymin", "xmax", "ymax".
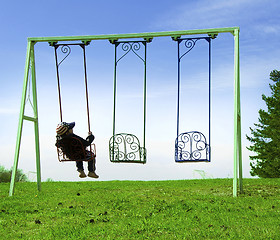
[
  {"xmin": 50, "ymin": 41, "xmax": 96, "ymax": 162},
  {"xmin": 173, "ymin": 36, "xmax": 214, "ymax": 162},
  {"xmin": 109, "ymin": 39, "xmax": 152, "ymax": 164}
]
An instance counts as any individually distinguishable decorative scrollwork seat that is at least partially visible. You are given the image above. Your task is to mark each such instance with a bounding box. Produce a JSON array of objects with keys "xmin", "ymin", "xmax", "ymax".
[
  {"xmin": 175, "ymin": 131, "xmax": 210, "ymax": 162},
  {"xmin": 56, "ymin": 137, "xmax": 96, "ymax": 162},
  {"xmin": 109, "ymin": 133, "xmax": 146, "ymax": 164}
]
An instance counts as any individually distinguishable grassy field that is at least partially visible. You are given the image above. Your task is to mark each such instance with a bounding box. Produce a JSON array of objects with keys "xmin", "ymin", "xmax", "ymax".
[{"xmin": 0, "ymin": 178, "xmax": 279, "ymax": 239}]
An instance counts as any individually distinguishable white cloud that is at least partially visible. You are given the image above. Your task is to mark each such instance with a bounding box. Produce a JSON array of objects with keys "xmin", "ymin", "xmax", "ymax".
[
  {"xmin": 257, "ymin": 24, "xmax": 280, "ymax": 34},
  {"xmin": 0, "ymin": 108, "xmax": 18, "ymax": 115},
  {"xmin": 152, "ymin": 0, "xmax": 279, "ymax": 35}
]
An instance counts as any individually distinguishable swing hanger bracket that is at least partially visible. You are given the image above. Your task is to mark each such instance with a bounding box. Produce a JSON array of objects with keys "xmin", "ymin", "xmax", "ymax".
[
  {"xmin": 171, "ymin": 35, "xmax": 181, "ymax": 41},
  {"xmin": 144, "ymin": 37, "xmax": 153, "ymax": 43},
  {"xmin": 208, "ymin": 33, "xmax": 218, "ymax": 39},
  {"xmin": 48, "ymin": 41, "xmax": 91, "ymax": 47},
  {"xmin": 109, "ymin": 39, "xmax": 118, "ymax": 44},
  {"xmin": 109, "ymin": 38, "xmax": 152, "ymax": 44},
  {"xmin": 48, "ymin": 41, "xmax": 58, "ymax": 47},
  {"xmin": 81, "ymin": 40, "xmax": 91, "ymax": 46}
]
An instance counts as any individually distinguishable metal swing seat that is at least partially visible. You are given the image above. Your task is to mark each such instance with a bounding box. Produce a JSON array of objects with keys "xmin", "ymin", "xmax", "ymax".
[
  {"xmin": 173, "ymin": 36, "xmax": 214, "ymax": 162},
  {"xmin": 57, "ymin": 136, "xmax": 96, "ymax": 162},
  {"xmin": 50, "ymin": 41, "xmax": 96, "ymax": 162},
  {"xmin": 109, "ymin": 133, "xmax": 146, "ymax": 164},
  {"xmin": 175, "ymin": 131, "xmax": 209, "ymax": 162},
  {"xmin": 109, "ymin": 39, "xmax": 151, "ymax": 164}
]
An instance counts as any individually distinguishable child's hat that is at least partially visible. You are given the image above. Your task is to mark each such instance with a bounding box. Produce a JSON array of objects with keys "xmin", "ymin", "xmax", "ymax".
[{"xmin": 56, "ymin": 122, "xmax": 75, "ymax": 136}]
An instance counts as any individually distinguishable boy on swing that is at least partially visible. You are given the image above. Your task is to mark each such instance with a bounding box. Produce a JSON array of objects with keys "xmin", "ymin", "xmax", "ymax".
[{"xmin": 55, "ymin": 122, "xmax": 99, "ymax": 178}]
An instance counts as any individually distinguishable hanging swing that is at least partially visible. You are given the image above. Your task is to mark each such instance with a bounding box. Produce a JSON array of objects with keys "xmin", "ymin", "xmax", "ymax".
[
  {"xmin": 108, "ymin": 39, "xmax": 151, "ymax": 164},
  {"xmin": 49, "ymin": 41, "xmax": 96, "ymax": 162},
  {"xmin": 173, "ymin": 35, "xmax": 214, "ymax": 162}
]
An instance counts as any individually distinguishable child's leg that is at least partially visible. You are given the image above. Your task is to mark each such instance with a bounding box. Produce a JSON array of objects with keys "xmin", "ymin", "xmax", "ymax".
[
  {"xmin": 87, "ymin": 158, "xmax": 95, "ymax": 172},
  {"xmin": 76, "ymin": 161, "xmax": 84, "ymax": 171},
  {"xmin": 85, "ymin": 150, "xmax": 96, "ymax": 172}
]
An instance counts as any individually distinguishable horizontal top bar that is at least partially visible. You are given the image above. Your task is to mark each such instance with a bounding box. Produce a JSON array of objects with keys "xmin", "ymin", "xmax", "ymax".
[{"xmin": 28, "ymin": 27, "xmax": 239, "ymax": 43}]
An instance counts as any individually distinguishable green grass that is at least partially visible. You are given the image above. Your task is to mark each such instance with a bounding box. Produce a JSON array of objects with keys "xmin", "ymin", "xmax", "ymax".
[{"xmin": 0, "ymin": 179, "xmax": 279, "ymax": 239}]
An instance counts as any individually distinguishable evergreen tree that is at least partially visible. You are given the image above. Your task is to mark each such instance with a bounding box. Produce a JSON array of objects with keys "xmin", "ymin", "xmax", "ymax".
[{"xmin": 247, "ymin": 70, "xmax": 280, "ymax": 177}]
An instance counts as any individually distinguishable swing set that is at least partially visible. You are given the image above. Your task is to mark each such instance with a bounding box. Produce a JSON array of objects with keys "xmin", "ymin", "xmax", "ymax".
[{"xmin": 9, "ymin": 27, "xmax": 243, "ymax": 197}]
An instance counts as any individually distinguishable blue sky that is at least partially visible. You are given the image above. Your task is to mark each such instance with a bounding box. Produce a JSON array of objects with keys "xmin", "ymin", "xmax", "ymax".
[{"xmin": 0, "ymin": 0, "xmax": 280, "ymax": 182}]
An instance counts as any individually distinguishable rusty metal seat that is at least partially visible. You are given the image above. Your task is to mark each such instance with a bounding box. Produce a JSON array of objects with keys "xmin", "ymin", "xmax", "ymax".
[{"xmin": 56, "ymin": 136, "xmax": 96, "ymax": 162}]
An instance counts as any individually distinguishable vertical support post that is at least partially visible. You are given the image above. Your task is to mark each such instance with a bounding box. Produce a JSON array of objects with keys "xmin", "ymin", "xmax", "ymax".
[
  {"xmin": 9, "ymin": 41, "xmax": 32, "ymax": 196},
  {"xmin": 30, "ymin": 42, "xmax": 41, "ymax": 192},
  {"xmin": 233, "ymin": 28, "xmax": 243, "ymax": 196},
  {"xmin": 9, "ymin": 41, "xmax": 41, "ymax": 196}
]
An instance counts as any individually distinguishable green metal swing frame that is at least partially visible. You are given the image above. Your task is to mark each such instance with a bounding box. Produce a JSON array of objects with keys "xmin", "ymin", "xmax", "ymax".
[{"xmin": 9, "ymin": 27, "xmax": 243, "ymax": 197}]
